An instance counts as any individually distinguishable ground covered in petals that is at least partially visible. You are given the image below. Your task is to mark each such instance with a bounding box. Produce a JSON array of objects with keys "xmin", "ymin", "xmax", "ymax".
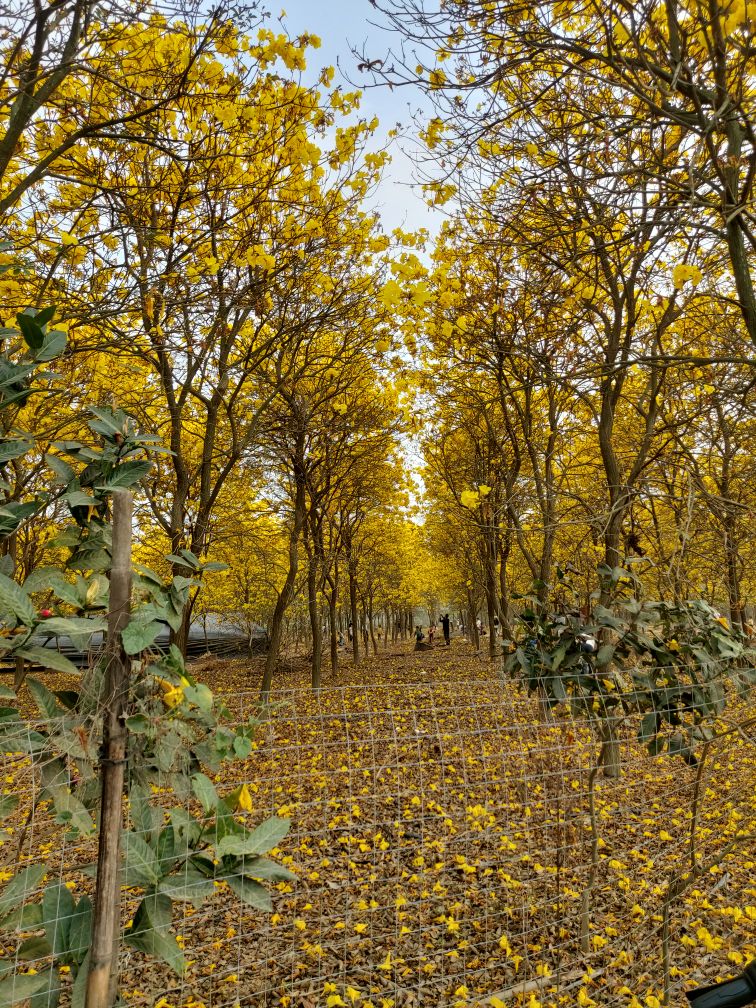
[{"xmin": 5, "ymin": 642, "xmax": 756, "ymax": 1008}]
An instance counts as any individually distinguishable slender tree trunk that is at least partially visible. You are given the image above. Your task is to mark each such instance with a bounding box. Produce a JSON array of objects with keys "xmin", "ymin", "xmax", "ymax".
[
  {"xmin": 598, "ymin": 510, "xmax": 624, "ymax": 779},
  {"xmin": 467, "ymin": 588, "xmax": 479, "ymax": 651},
  {"xmin": 307, "ymin": 562, "xmax": 322, "ymax": 690},
  {"xmin": 261, "ymin": 462, "xmax": 307, "ymax": 700},
  {"xmin": 87, "ymin": 491, "xmax": 133, "ymax": 1008},
  {"xmin": 600, "ymin": 509, "xmax": 625, "ymax": 607},
  {"xmin": 723, "ymin": 517, "xmax": 744, "ymax": 629},
  {"xmin": 305, "ymin": 530, "xmax": 323, "ymax": 691},
  {"xmin": 498, "ymin": 532, "xmax": 513, "ymax": 636},
  {"xmin": 13, "ymin": 657, "xmax": 25, "ymax": 691},
  {"xmin": 348, "ymin": 556, "xmax": 359, "ymax": 666},
  {"xmin": 328, "ymin": 586, "xmax": 338, "ymax": 680},
  {"xmin": 485, "ymin": 578, "xmax": 497, "ymax": 661},
  {"xmin": 367, "ymin": 598, "xmax": 377, "ymax": 655},
  {"xmin": 361, "ymin": 603, "xmax": 370, "ymax": 654},
  {"xmin": 722, "ymin": 116, "xmax": 756, "ymax": 344},
  {"xmin": 172, "ymin": 587, "xmax": 198, "ymax": 657}
]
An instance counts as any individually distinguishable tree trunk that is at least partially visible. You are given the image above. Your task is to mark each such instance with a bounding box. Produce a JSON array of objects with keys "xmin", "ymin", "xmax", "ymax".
[
  {"xmin": 723, "ymin": 517, "xmax": 744, "ymax": 629},
  {"xmin": 328, "ymin": 584, "xmax": 339, "ymax": 681},
  {"xmin": 367, "ymin": 598, "xmax": 378, "ymax": 655},
  {"xmin": 261, "ymin": 461, "xmax": 307, "ymax": 700},
  {"xmin": 171, "ymin": 587, "xmax": 197, "ymax": 657},
  {"xmin": 467, "ymin": 589, "xmax": 479, "ymax": 651},
  {"xmin": 599, "ymin": 717, "xmax": 621, "ymax": 779},
  {"xmin": 86, "ymin": 490, "xmax": 133, "ymax": 1008},
  {"xmin": 348, "ymin": 556, "xmax": 359, "ymax": 666},
  {"xmin": 498, "ymin": 533, "xmax": 514, "ymax": 636},
  {"xmin": 306, "ymin": 547, "xmax": 322, "ymax": 691},
  {"xmin": 599, "ymin": 511, "xmax": 625, "ymax": 607}
]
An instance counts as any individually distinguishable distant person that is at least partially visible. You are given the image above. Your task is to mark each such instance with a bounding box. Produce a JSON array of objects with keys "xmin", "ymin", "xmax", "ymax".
[
  {"xmin": 428, "ymin": 623, "xmax": 436, "ymax": 645},
  {"xmin": 415, "ymin": 625, "xmax": 425, "ymax": 643},
  {"xmin": 441, "ymin": 613, "xmax": 451, "ymax": 645}
]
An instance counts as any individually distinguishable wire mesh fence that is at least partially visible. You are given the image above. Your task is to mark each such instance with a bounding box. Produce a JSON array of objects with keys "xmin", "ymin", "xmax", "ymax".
[{"xmin": 1, "ymin": 669, "xmax": 754, "ymax": 1008}]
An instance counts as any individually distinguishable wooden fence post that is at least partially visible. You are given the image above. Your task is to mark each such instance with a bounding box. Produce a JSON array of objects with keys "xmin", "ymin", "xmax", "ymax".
[{"xmin": 86, "ymin": 490, "xmax": 133, "ymax": 1008}]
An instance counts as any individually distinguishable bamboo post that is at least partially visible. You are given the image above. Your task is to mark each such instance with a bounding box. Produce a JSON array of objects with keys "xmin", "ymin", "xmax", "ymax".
[{"xmin": 86, "ymin": 490, "xmax": 133, "ymax": 1008}]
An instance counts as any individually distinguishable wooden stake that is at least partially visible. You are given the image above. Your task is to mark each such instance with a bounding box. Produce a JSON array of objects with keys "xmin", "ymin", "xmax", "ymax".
[{"xmin": 86, "ymin": 490, "xmax": 133, "ymax": 1008}]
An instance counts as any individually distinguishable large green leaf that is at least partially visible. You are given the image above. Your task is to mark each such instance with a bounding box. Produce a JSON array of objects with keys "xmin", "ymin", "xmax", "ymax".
[
  {"xmin": 69, "ymin": 953, "xmax": 89, "ymax": 1008},
  {"xmin": 33, "ymin": 617, "xmax": 105, "ymax": 651},
  {"xmin": 36, "ymin": 329, "xmax": 66, "ymax": 363},
  {"xmin": 16, "ymin": 935, "xmax": 52, "ymax": 961},
  {"xmin": 65, "ymin": 895, "xmax": 91, "ymax": 964},
  {"xmin": 0, "ymin": 865, "xmax": 47, "ymax": 921},
  {"xmin": 638, "ymin": 712, "xmax": 659, "ymax": 742},
  {"xmin": 16, "ymin": 312, "xmax": 45, "ymax": 350},
  {"xmin": 238, "ymin": 856, "xmax": 296, "ymax": 882},
  {"xmin": 43, "ymin": 455, "xmax": 75, "ymax": 485},
  {"xmin": 165, "ymin": 549, "xmax": 201, "ymax": 569},
  {"xmin": 47, "ymin": 727, "xmax": 88, "ymax": 761},
  {"xmin": 190, "ymin": 773, "xmax": 217, "ymax": 814},
  {"xmin": 129, "ymin": 786, "xmax": 162, "ymax": 845},
  {"xmin": 0, "ymin": 572, "xmax": 36, "ymax": 626},
  {"xmin": 26, "ymin": 679, "xmax": 61, "ymax": 720},
  {"xmin": 87, "ymin": 407, "xmax": 125, "ymax": 436},
  {"xmin": 596, "ymin": 643, "xmax": 615, "ymax": 666},
  {"xmin": 0, "ymin": 440, "xmax": 31, "ymax": 465},
  {"xmin": 15, "ymin": 648, "xmax": 79, "ymax": 676},
  {"xmin": 224, "ymin": 874, "xmax": 272, "ymax": 912},
  {"xmin": 44, "ymin": 787, "xmax": 95, "ymax": 836},
  {"xmin": 42, "ymin": 884, "xmax": 75, "ymax": 958},
  {"xmin": 0, "ymin": 500, "xmax": 42, "ymax": 537},
  {"xmin": 212, "ymin": 799, "xmax": 244, "ymax": 846},
  {"xmin": 29, "ymin": 967, "xmax": 59, "ymax": 1008},
  {"xmin": 157, "ymin": 870, "xmax": 215, "ymax": 906},
  {"xmin": 123, "ymin": 893, "xmax": 185, "ymax": 975},
  {"xmin": 0, "ymin": 902, "xmax": 43, "ymax": 932},
  {"xmin": 216, "ymin": 816, "xmax": 290, "ymax": 859},
  {"xmin": 26, "ymin": 571, "xmax": 79, "ymax": 608},
  {"xmin": 61, "ymin": 490, "xmax": 96, "ymax": 510},
  {"xmin": 0, "ymin": 723, "xmax": 48, "ymax": 757},
  {"xmin": 95, "ymin": 460, "xmax": 151, "ymax": 490},
  {"xmin": 123, "ymin": 832, "xmax": 160, "ymax": 887},
  {"xmin": 183, "ymin": 683, "xmax": 213, "ymax": 714},
  {"xmin": 154, "ymin": 727, "xmax": 183, "ymax": 772},
  {"xmin": 121, "ymin": 618, "xmax": 163, "ymax": 656},
  {"xmin": 0, "ymin": 971, "xmax": 50, "ymax": 1007},
  {"xmin": 170, "ymin": 808, "xmax": 201, "ymax": 847}
]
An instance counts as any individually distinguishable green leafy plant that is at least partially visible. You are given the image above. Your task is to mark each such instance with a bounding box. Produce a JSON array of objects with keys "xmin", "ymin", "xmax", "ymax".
[
  {"xmin": 503, "ymin": 563, "xmax": 756, "ymax": 763},
  {"xmin": 0, "ymin": 303, "xmax": 291, "ymax": 1007}
]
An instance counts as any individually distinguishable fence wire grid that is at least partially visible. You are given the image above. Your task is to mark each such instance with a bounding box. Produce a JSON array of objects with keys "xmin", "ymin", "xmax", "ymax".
[{"xmin": 1, "ymin": 671, "xmax": 754, "ymax": 1008}]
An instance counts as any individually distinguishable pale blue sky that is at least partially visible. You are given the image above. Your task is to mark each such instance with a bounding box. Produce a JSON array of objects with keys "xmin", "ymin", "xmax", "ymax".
[{"xmin": 275, "ymin": 0, "xmax": 439, "ymax": 235}]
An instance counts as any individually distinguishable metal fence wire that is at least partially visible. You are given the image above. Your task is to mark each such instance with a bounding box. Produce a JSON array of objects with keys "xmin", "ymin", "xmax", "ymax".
[{"xmin": 2, "ymin": 674, "xmax": 754, "ymax": 1008}]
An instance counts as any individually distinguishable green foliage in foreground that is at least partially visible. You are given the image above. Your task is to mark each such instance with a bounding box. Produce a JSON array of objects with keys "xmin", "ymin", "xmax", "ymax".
[
  {"xmin": 0, "ymin": 304, "xmax": 290, "ymax": 1007},
  {"xmin": 503, "ymin": 564, "xmax": 756, "ymax": 764}
]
